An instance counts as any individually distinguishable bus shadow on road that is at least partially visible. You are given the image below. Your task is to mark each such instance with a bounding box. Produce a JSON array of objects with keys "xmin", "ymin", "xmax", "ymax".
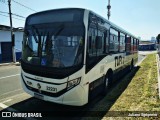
[
  {"xmin": 1, "ymin": 66, "xmax": 140, "ymax": 120},
  {"xmin": 85, "ymin": 66, "xmax": 140, "ymax": 118}
]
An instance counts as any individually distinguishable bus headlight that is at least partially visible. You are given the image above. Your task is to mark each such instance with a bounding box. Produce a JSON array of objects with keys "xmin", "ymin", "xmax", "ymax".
[{"xmin": 67, "ymin": 77, "xmax": 81, "ymax": 90}]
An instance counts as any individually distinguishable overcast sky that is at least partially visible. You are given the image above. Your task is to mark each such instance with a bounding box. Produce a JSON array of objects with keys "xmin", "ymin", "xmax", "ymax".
[{"xmin": 0, "ymin": 0, "xmax": 160, "ymax": 40}]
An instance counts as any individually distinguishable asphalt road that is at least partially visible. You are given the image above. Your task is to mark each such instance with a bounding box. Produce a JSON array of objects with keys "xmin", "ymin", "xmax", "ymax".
[
  {"xmin": 0, "ymin": 52, "xmax": 150, "ymax": 120},
  {"xmin": 0, "ymin": 65, "xmax": 22, "ymax": 99}
]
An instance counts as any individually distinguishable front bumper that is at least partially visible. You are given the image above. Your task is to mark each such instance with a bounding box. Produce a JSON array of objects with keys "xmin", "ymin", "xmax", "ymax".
[{"xmin": 21, "ymin": 72, "xmax": 86, "ymax": 106}]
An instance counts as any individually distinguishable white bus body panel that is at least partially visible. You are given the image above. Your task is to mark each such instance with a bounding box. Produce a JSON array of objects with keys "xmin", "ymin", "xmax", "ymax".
[
  {"xmin": 87, "ymin": 53, "xmax": 122, "ymax": 82},
  {"xmin": 21, "ymin": 66, "xmax": 88, "ymax": 106}
]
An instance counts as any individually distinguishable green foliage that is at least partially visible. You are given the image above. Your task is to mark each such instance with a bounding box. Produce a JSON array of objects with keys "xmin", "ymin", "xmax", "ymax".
[{"xmin": 110, "ymin": 54, "xmax": 160, "ymax": 111}]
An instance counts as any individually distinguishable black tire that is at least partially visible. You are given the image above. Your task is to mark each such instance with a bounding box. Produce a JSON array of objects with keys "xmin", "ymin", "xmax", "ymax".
[
  {"xmin": 130, "ymin": 60, "xmax": 134, "ymax": 71},
  {"xmin": 102, "ymin": 73, "xmax": 112, "ymax": 95}
]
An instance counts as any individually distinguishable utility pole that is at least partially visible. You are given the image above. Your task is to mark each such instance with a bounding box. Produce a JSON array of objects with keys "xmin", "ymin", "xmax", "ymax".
[
  {"xmin": 8, "ymin": 0, "xmax": 16, "ymax": 63},
  {"xmin": 107, "ymin": 0, "xmax": 111, "ymax": 20}
]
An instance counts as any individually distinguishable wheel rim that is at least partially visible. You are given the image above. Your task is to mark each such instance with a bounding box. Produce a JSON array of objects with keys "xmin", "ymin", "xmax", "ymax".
[
  {"xmin": 130, "ymin": 65, "xmax": 132, "ymax": 70},
  {"xmin": 105, "ymin": 77, "xmax": 109, "ymax": 87},
  {"xmin": 130, "ymin": 62, "xmax": 133, "ymax": 70}
]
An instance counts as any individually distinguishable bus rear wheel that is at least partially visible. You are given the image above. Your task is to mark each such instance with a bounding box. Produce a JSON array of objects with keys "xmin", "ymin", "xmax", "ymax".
[{"xmin": 130, "ymin": 60, "xmax": 134, "ymax": 71}]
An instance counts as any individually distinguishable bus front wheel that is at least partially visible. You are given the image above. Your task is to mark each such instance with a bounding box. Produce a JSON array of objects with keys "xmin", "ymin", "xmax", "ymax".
[{"xmin": 102, "ymin": 72, "xmax": 112, "ymax": 95}]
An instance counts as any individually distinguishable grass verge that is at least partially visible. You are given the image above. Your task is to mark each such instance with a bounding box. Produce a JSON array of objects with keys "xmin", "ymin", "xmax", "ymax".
[{"xmin": 109, "ymin": 54, "xmax": 160, "ymax": 111}]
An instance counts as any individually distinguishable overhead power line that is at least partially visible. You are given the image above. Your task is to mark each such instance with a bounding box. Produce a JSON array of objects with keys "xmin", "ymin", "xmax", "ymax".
[
  {"xmin": 12, "ymin": 13, "xmax": 26, "ymax": 19},
  {"xmin": 0, "ymin": 13, "xmax": 8, "ymax": 17},
  {"xmin": 12, "ymin": 16, "xmax": 25, "ymax": 21},
  {"xmin": 12, "ymin": 0, "xmax": 37, "ymax": 12},
  {"xmin": 0, "ymin": 13, "xmax": 25, "ymax": 21},
  {"xmin": 0, "ymin": 11, "xmax": 8, "ymax": 14},
  {"xmin": 0, "ymin": 11, "xmax": 26, "ymax": 19}
]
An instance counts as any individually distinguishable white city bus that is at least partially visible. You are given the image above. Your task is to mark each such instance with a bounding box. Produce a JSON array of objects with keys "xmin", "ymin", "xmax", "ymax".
[{"xmin": 21, "ymin": 8, "xmax": 139, "ymax": 106}]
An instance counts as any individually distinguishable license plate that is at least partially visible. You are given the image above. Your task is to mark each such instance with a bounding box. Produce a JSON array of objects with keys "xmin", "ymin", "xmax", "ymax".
[{"xmin": 34, "ymin": 93, "xmax": 44, "ymax": 100}]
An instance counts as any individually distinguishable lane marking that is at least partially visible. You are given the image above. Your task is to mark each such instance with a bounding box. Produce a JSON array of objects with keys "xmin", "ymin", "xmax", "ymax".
[
  {"xmin": 0, "ymin": 88, "xmax": 22, "ymax": 97},
  {"xmin": 0, "ymin": 92, "xmax": 27, "ymax": 102},
  {"xmin": 0, "ymin": 103, "xmax": 8, "ymax": 109},
  {"xmin": 0, "ymin": 74, "xmax": 20, "ymax": 80},
  {"xmin": 2, "ymin": 99, "xmax": 12, "ymax": 104},
  {"xmin": 0, "ymin": 102, "xmax": 36, "ymax": 120}
]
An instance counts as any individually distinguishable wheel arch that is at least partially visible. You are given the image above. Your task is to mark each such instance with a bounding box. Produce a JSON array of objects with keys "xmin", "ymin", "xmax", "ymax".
[{"xmin": 106, "ymin": 68, "xmax": 113, "ymax": 76}]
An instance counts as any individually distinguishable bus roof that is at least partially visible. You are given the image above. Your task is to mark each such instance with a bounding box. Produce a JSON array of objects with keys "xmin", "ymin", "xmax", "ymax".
[
  {"xmin": 26, "ymin": 8, "xmax": 139, "ymax": 40},
  {"xmin": 27, "ymin": 8, "xmax": 85, "ymax": 18},
  {"xmin": 88, "ymin": 9, "xmax": 139, "ymax": 39}
]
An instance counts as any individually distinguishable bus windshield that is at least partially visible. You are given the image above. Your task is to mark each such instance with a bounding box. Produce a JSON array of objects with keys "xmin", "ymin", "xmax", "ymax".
[{"xmin": 22, "ymin": 23, "xmax": 85, "ymax": 68}]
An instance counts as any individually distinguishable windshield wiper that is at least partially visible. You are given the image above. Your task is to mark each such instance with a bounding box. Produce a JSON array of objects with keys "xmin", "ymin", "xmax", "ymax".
[
  {"xmin": 31, "ymin": 25, "xmax": 39, "ymax": 43},
  {"xmin": 54, "ymin": 24, "xmax": 64, "ymax": 39}
]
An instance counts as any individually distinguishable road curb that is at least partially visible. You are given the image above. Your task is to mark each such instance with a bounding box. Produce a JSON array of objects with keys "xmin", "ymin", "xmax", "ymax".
[
  {"xmin": 156, "ymin": 54, "xmax": 160, "ymax": 98},
  {"xmin": 0, "ymin": 62, "xmax": 20, "ymax": 67}
]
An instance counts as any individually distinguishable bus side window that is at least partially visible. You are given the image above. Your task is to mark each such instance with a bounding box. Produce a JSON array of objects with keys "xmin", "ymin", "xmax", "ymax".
[
  {"xmin": 87, "ymin": 28, "xmax": 105, "ymax": 56},
  {"xmin": 86, "ymin": 13, "xmax": 108, "ymax": 73},
  {"xmin": 134, "ymin": 38, "xmax": 136, "ymax": 52},
  {"xmin": 87, "ymin": 30, "xmax": 105, "ymax": 70},
  {"xmin": 105, "ymin": 30, "xmax": 109, "ymax": 53},
  {"xmin": 109, "ymin": 33, "xmax": 114, "ymax": 52},
  {"xmin": 131, "ymin": 37, "xmax": 134, "ymax": 54},
  {"xmin": 96, "ymin": 30, "xmax": 105, "ymax": 55},
  {"xmin": 136, "ymin": 39, "xmax": 139, "ymax": 51},
  {"xmin": 89, "ymin": 36, "xmax": 92, "ymax": 49},
  {"xmin": 135, "ymin": 39, "xmax": 138, "ymax": 52},
  {"xmin": 87, "ymin": 28, "xmax": 96, "ymax": 56},
  {"xmin": 119, "ymin": 32, "xmax": 125, "ymax": 52},
  {"xmin": 126, "ymin": 36, "xmax": 131, "ymax": 54},
  {"xmin": 109, "ymin": 28, "xmax": 119, "ymax": 53}
]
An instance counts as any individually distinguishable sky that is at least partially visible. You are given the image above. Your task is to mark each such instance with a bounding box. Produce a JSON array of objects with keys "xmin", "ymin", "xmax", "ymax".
[{"xmin": 0, "ymin": 0, "xmax": 160, "ymax": 40}]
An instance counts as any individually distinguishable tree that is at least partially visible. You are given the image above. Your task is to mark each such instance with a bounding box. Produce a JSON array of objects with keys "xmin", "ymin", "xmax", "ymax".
[{"xmin": 156, "ymin": 34, "xmax": 160, "ymax": 44}]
